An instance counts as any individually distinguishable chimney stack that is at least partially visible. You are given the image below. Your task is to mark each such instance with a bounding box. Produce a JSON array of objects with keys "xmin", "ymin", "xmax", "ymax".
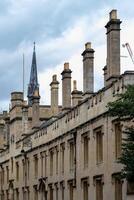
[
  {"xmin": 11, "ymin": 92, "xmax": 23, "ymax": 108},
  {"xmin": 71, "ymin": 80, "xmax": 83, "ymax": 106},
  {"xmin": 50, "ymin": 75, "xmax": 59, "ymax": 116},
  {"xmin": 105, "ymin": 9, "xmax": 122, "ymax": 84},
  {"xmin": 82, "ymin": 42, "xmax": 94, "ymax": 97},
  {"xmin": 22, "ymin": 104, "xmax": 28, "ymax": 135},
  {"xmin": 61, "ymin": 62, "xmax": 72, "ymax": 110},
  {"xmin": 31, "ymin": 89, "xmax": 40, "ymax": 129}
]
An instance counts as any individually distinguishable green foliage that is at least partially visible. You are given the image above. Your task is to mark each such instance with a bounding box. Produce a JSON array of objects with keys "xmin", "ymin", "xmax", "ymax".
[
  {"xmin": 107, "ymin": 85, "xmax": 134, "ymax": 181},
  {"xmin": 119, "ymin": 127, "xmax": 134, "ymax": 181},
  {"xmin": 107, "ymin": 85, "xmax": 134, "ymax": 119}
]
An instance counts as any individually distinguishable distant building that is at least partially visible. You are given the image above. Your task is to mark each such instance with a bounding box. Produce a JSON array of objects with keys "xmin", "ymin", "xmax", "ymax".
[{"xmin": 0, "ymin": 9, "xmax": 133, "ymax": 200}]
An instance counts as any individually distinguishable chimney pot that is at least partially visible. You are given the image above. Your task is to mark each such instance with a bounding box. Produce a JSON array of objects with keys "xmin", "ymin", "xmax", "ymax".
[
  {"xmin": 73, "ymin": 80, "xmax": 77, "ymax": 91},
  {"xmin": 110, "ymin": 9, "xmax": 117, "ymax": 20},
  {"xmin": 85, "ymin": 42, "xmax": 91, "ymax": 49},
  {"xmin": 53, "ymin": 74, "xmax": 57, "ymax": 81},
  {"xmin": 64, "ymin": 62, "xmax": 69, "ymax": 70}
]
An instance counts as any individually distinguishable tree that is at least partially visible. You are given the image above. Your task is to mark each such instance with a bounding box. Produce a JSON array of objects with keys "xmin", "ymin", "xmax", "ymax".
[{"xmin": 107, "ymin": 85, "xmax": 134, "ymax": 181}]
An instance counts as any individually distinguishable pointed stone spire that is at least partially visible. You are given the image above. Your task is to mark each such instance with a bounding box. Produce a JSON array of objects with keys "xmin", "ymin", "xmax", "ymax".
[{"xmin": 27, "ymin": 42, "xmax": 39, "ymax": 105}]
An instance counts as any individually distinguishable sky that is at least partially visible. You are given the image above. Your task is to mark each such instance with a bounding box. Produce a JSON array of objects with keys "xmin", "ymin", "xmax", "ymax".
[{"xmin": 0, "ymin": 0, "xmax": 134, "ymax": 110}]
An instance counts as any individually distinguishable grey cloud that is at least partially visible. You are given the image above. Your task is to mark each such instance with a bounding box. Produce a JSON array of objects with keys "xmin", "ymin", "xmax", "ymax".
[
  {"xmin": 0, "ymin": 0, "xmax": 105, "ymax": 49},
  {"xmin": 0, "ymin": 0, "xmax": 132, "ymax": 108}
]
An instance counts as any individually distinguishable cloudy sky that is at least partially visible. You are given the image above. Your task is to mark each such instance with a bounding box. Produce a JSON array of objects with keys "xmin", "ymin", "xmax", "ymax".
[{"xmin": 0, "ymin": 0, "xmax": 134, "ymax": 110}]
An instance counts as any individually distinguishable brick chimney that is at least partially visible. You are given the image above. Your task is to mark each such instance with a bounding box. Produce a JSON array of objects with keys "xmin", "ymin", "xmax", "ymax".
[
  {"xmin": 105, "ymin": 9, "xmax": 122, "ymax": 84},
  {"xmin": 82, "ymin": 42, "xmax": 94, "ymax": 97},
  {"xmin": 61, "ymin": 62, "xmax": 72, "ymax": 110},
  {"xmin": 50, "ymin": 74, "xmax": 59, "ymax": 116}
]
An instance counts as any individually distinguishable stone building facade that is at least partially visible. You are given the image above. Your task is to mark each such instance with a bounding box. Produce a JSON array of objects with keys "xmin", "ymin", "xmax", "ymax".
[{"xmin": 0, "ymin": 9, "xmax": 134, "ymax": 200}]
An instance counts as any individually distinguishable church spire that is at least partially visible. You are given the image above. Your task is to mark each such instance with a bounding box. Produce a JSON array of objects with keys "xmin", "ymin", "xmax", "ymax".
[{"xmin": 27, "ymin": 42, "xmax": 39, "ymax": 105}]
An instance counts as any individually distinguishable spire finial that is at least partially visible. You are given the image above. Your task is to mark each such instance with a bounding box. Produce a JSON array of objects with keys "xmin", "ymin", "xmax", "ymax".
[
  {"xmin": 27, "ymin": 42, "xmax": 39, "ymax": 105},
  {"xmin": 33, "ymin": 42, "xmax": 35, "ymax": 52}
]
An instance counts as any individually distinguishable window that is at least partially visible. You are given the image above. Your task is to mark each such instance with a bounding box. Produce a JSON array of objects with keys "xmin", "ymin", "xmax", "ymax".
[
  {"xmin": 83, "ymin": 135, "xmax": 89, "ymax": 168},
  {"xmin": 22, "ymin": 158, "xmax": 30, "ymax": 182},
  {"xmin": 56, "ymin": 147, "xmax": 59, "ymax": 174},
  {"xmin": 49, "ymin": 184, "xmax": 53, "ymax": 200},
  {"xmin": 60, "ymin": 181, "xmax": 64, "ymax": 200},
  {"xmin": 6, "ymin": 166, "xmax": 9, "ymax": 183},
  {"xmin": 40, "ymin": 152, "xmax": 43, "ymax": 177},
  {"xmin": 127, "ymin": 181, "xmax": 134, "ymax": 195},
  {"xmin": 24, "ymin": 188, "xmax": 30, "ymax": 200},
  {"xmin": 115, "ymin": 178, "xmax": 122, "ymax": 200},
  {"xmin": 83, "ymin": 180, "xmax": 88, "ymax": 200},
  {"xmin": 6, "ymin": 190, "xmax": 9, "ymax": 200},
  {"xmin": 16, "ymin": 162, "xmax": 19, "ymax": 181},
  {"xmin": 50, "ymin": 150, "xmax": 53, "ymax": 176},
  {"xmin": 95, "ymin": 128, "xmax": 103, "ymax": 164},
  {"xmin": 1, "ymin": 190, "xmax": 5, "ymax": 200},
  {"xmin": 96, "ymin": 179, "xmax": 103, "ymax": 200},
  {"xmin": 28, "ymin": 190, "xmax": 30, "ymax": 200},
  {"xmin": 69, "ymin": 182, "xmax": 74, "ymax": 200},
  {"xmin": 34, "ymin": 186, "xmax": 38, "ymax": 200},
  {"xmin": 34, "ymin": 155, "xmax": 38, "ymax": 178},
  {"xmin": 69, "ymin": 141, "xmax": 74, "ymax": 172},
  {"xmin": 1, "ymin": 168, "xmax": 4, "ymax": 185},
  {"xmin": 27, "ymin": 158, "xmax": 30, "ymax": 180},
  {"xmin": 55, "ymin": 183, "xmax": 58, "ymax": 200},
  {"xmin": 16, "ymin": 189, "xmax": 19, "ymax": 200},
  {"xmin": 11, "ymin": 157, "xmax": 13, "ymax": 173},
  {"xmin": 22, "ymin": 159, "xmax": 25, "ymax": 181},
  {"xmin": 0, "ymin": 171, "xmax": 1, "ymax": 186},
  {"xmin": 115, "ymin": 123, "xmax": 122, "ymax": 159},
  {"xmin": 94, "ymin": 176, "xmax": 103, "ymax": 200},
  {"xmin": 44, "ymin": 152, "xmax": 47, "ymax": 177},
  {"xmin": 22, "ymin": 188, "xmax": 25, "ymax": 200},
  {"xmin": 3, "ymin": 168, "xmax": 4, "ymax": 185},
  {"xmin": 60, "ymin": 143, "xmax": 65, "ymax": 174}
]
